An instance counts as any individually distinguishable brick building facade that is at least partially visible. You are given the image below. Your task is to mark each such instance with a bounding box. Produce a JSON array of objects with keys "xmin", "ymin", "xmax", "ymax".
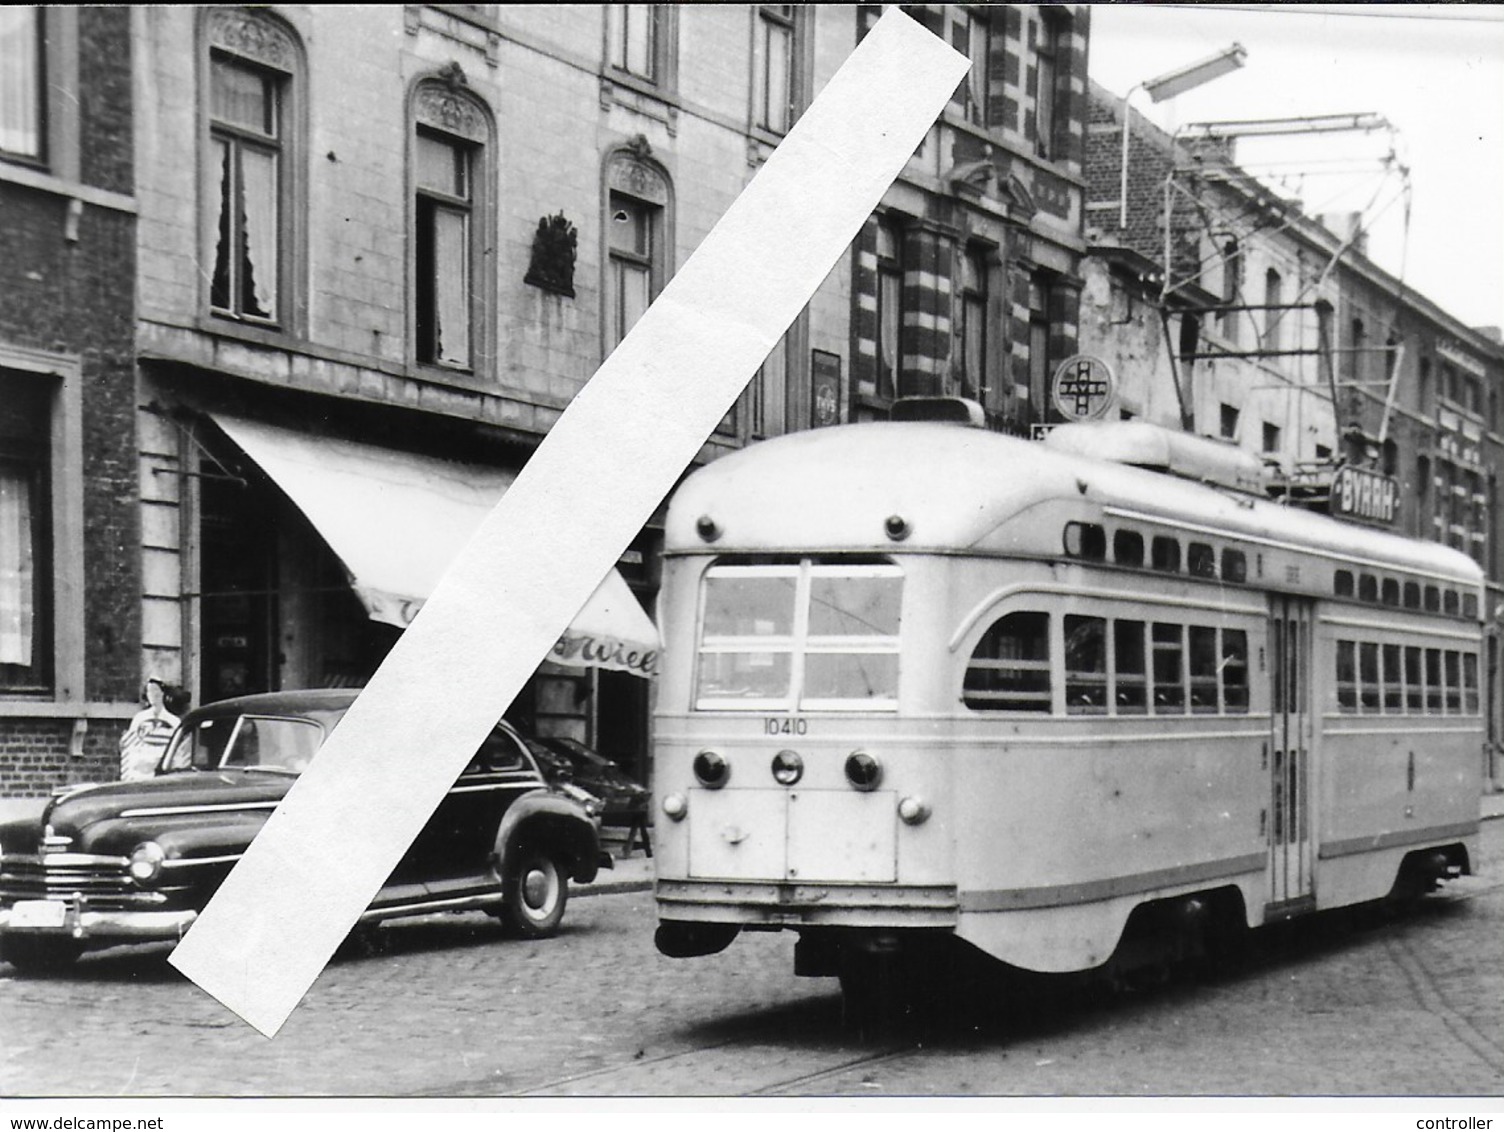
[{"xmin": 0, "ymin": 7, "xmax": 140, "ymax": 794}]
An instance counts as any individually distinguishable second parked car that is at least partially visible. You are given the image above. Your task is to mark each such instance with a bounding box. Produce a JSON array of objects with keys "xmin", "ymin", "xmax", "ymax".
[{"xmin": 0, "ymin": 689, "xmax": 607, "ymax": 973}]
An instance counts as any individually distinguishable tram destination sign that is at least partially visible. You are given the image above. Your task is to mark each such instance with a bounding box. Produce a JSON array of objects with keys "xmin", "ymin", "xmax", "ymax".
[{"xmin": 1332, "ymin": 464, "xmax": 1399, "ymax": 526}]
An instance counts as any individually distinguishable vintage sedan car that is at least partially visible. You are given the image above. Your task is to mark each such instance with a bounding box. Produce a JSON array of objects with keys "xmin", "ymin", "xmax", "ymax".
[
  {"xmin": 534, "ymin": 736, "xmax": 649, "ymax": 825},
  {"xmin": 0, "ymin": 689, "xmax": 607, "ymax": 974}
]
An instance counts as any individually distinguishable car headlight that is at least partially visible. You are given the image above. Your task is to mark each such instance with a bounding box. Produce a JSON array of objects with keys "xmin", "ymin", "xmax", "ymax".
[{"xmin": 129, "ymin": 841, "xmax": 166, "ymax": 885}]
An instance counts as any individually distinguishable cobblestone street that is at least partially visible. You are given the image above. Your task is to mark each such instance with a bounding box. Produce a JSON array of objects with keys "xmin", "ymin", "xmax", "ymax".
[{"xmin": 4, "ymin": 822, "xmax": 1504, "ymax": 1098}]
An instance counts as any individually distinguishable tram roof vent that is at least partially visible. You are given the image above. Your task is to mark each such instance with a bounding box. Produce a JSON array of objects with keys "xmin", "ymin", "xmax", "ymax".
[
  {"xmin": 890, "ymin": 396, "xmax": 987, "ymax": 428},
  {"xmin": 1043, "ymin": 421, "xmax": 1271, "ymax": 496}
]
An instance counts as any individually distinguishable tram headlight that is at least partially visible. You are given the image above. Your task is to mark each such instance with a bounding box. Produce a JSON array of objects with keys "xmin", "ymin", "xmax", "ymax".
[
  {"xmin": 129, "ymin": 841, "xmax": 166, "ymax": 885},
  {"xmin": 693, "ymin": 749, "xmax": 731, "ymax": 789},
  {"xmin": 897, "ymin": 796, "xmax": 931, "ymax": 826},
  {"xmin": 844, "ymin": 750, "xmax": 882, "ymax": 791},
  {"xmin": 661, "ymin": 792, "xmax": 688, "ymax": 821},
  {"xmin": 771, "ymin": 750, "xmax": 803, "ymax": 786}
]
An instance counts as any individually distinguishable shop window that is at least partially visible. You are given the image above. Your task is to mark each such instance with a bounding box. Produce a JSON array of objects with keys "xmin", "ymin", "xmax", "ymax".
[
  {"xmin": 1064, "ymin": 615, "xmax": 1107, "ymax": 714},
  {"xmin": 1187, "ymin": 542, "xmax": 1216, "ymax": 579},
  {"xmin": 204, "ymin": 10, "xmax": 304, "ymax": 328},
  {"xmin": 1380, "ymin": 578, "xmax": 1399, "ymax": 607},
  {"xmin": 1464, "ymin": 653, "xmax": 1479, "ymax": 714},
  {"xmin": 1188, "ymin": 626, "xmax": 1219, "ymax": 713},
  {"xmin": 1151, "ymin": 536, "xmax": 1180, "ymax": 573},
  {"xmin": 1382, "ymin": 643, "xmax": 1403, "ymax": 713},
  {"xmin": 1334, "ymin": 569, "xmax": 1354, "ymax": 597},
  {"xmin": 1335, "ymin": 641, "xmax": 1356, "ymax": 712},
  {"xmin": 1114, "ymin": 529, "xmax": 1144, "ymax": 568},
  {"xmin": 0, "ymin": 379, "xmax": 51, "ymax": 693},
  {"xmin": 964, "ymin": 611, "xmax": 1051, "ymax": 712},
  {"xmin": 1114, "ymin": 619, "xmax": 1147, "ymax": 714},
  {"xmin": 1425, "ymin": 648, "xmax": 1443, "ymax": 713},
  {"xmin": 1403, "ymin": 581, "xmax": 1421, "ymax": 609},
  {"xmin": 1063, "ymin": 522, "xmax": 1105, "ymax": 561},
  {"xmin": 1220, "ymin": 548, "xmax": 1246, "ymax": 583},
  {"xmin": 1357, "ymin": 573, "xmax": 1378, "ymax": 603},
  {"xmin": 1358, "ymin": 642, "xmax": 1380, "ymax": 714},
  {"xmin": 1151, "ymin": 623, "xmax": 1184, "ymax": 713},
  {"xmin": 0, "ymin": 8, "xmax": 42, "ymax": 163}
]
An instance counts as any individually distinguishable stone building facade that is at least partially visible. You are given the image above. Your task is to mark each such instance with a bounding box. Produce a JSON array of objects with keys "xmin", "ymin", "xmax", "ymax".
[
  {"xmin": 0, "ymin": 7, "xmax": 140, "ymax": 794},
  {"xmin": 0, "ymin": 4, "xmax": 1089, "ymax": 793}
]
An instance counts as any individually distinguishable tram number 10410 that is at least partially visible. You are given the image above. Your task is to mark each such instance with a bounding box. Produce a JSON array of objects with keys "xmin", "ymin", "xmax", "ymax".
[{"xmin": 764, "ymin": 717, "xmax": 809, "ymax": 736}]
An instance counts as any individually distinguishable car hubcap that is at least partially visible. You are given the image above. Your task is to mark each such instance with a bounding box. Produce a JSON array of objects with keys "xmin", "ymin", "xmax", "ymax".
[{"xmin": 522, "ymin": 866, "xmax": 553, "ymax": 913}]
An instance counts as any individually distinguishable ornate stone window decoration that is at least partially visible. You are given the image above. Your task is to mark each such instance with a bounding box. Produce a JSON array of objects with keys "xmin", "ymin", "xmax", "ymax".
[
  {"xmin": 602, "ymin": 141, "xmax": 671, "ymax": 357},
  {"xmin": 525, "ymin": 213, "xmax": 579, "ymax": 299}
]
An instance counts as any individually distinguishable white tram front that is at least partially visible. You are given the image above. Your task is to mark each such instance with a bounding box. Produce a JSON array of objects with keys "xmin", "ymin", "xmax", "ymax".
[{"xmin": 651, "ymin": 412, "xmax": 1483, "ymax": 996}]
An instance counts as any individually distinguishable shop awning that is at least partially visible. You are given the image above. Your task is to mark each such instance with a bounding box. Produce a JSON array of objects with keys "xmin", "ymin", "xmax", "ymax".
[{"xmin": 210, "ymin": 414, "xmax": 659, "ymax": 677}]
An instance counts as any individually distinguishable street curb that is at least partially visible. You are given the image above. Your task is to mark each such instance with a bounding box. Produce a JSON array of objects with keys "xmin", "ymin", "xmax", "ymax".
[{"xmin": 577, "ymin": 880, "xmax": 654, "ymax": 898}]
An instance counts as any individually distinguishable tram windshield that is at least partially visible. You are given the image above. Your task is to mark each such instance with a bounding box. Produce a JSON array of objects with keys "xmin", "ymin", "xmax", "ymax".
[{"xmin": 695, "ymin": 560, "xmax": 902, "ymax": 711}]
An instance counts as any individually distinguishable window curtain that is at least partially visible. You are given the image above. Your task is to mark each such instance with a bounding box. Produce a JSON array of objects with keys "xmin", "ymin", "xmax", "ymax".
[
  {"xmin": 0, "ymin": 468, "xmax": 34, "ymax": 667},
  {"xmin": 240, "ymin": 147, "xmax": 279, "ymax": 318},
  {"xmin": 433, "ymin": 207, "xmax": 470, "ymax": 367},
  {"xmin": 0, "ymin": 8, "xmax": 41, "ymax": 158}
]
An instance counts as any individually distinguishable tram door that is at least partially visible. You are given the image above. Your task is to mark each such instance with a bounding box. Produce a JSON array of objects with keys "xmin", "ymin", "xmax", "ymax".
[{"xmin": 1267, "ymin": 596, "xmax": 1315, "ymax": 910}]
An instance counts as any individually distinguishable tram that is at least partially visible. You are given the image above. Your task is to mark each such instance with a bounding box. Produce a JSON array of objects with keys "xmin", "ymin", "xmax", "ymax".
[{"xmin": 650, "ymin": 402, "xmax": 1484, "ymax": 1002}]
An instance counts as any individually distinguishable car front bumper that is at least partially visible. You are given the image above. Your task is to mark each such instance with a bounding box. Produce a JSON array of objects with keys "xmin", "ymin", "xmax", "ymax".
[{"xmin": 0, "ymin": 902, "xmax": 198, "ymax": 943}]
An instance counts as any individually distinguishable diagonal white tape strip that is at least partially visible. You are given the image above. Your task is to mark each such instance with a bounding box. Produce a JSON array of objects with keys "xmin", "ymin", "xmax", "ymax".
[{"xmin": 168, "ymin": 9, "xmax": 967, "ymax": 1037}]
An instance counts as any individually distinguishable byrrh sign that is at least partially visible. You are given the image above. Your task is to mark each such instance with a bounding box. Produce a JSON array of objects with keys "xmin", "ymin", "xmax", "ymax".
[{"xmin": 1332, "ymin": 464, "xmax": 1399, "ymax": 526}]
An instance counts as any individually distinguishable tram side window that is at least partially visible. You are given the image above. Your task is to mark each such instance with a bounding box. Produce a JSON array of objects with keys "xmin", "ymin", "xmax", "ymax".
[
  {"xmin": 1425, "ymin": 648, "xmax": 1443, "ymax": 712},
  {"xmin": 1464, "ymin": 653, "xmax": 1480, "ymax": 714},
  {"xmin": 1443, "ymin": 590, "xmax": 1459, "ymax": 617},
  {"xmin": 1151, "ymin": 536, "xmax": 1180, "ymax": 573},
  {"xmin": 1464, "ymin": 593, "xmax": 1479, "ymax": 620},
  {"xmin": 1358, "ymin": 642, "xmax": 1380, "ymax": 713},
  {"xmin": 1404, "ymin": 645, "xmax": 1423, "ymax": 712},
  {"xmin": 964, "ymin": 612, "xmax": 1051, "ymax": 712},
  {"xmin": 1064, "ymin": 616, "xmax": 1107, "ymax": 714},
  {"xmin": 1358, "ymin": 574, "xmax": 1378, "ymax": 603},
  {"xmin": 1424, "ymin": 586, "xmax": 1440, "ymax": 613},
  {"xmin": 1063, "ymin": 522, "xmax": 1106, "ymax": 561},
  {"xmin": 1187, "ymin": 543, "xmax": 1216, "ymax": 579},
  {"xmin": 1222, "ymin": 630, "xmax": 1249, "ymax": 712},
  {"xmin": 1222, "ymin": 549, "xmax": 1247, "ymax": 584},
  {"xmin": 1334, "ymin": 570, "xmax": 1354, "ymax": 598},
  {"xmin": 1444, "ymin": 651, "xmax": 1461, "ymax": 713},
  {"xmin": 1188, "ymin": 626, "xmax": 1219, "ymax": 712},
  {"xmin": 1403, "ymin": 582, "xmax": 1421, "ymax": 610},
  {"xmin": 1114, "ymin": 620, "xmax": 1147, "ymax": 714},
  {"xmin": 1151, "ymin": 623, "xmax": 1185, "ymax": 712},
  {"xmin": 1336, "ymin": 641, "xmax": 1357, "ymax": 711},
  {"xmin": 1113, "ymin": 529, "xmax": 1144, "ymax": 568},
  {"xmin": 1382, "ymin": 643, "xmax": 1403, "ymax": 713},
  {"xmin": 1380, "ymin": 578, "xmax": 1400, "ymax": 607}
]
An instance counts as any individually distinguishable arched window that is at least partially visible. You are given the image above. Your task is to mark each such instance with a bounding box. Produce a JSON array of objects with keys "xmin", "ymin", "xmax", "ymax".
[
  {"xmin": 202, "ymin": 7, "xmax": 306, "ymax": 329},
  {"xmin": 410, "ymin": 71, "xmax": 495, "ymax": 375}
]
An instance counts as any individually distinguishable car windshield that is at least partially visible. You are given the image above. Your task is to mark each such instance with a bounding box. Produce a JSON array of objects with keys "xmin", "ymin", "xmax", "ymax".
[{"xmin": 160, "ymin": 715, "xmax": 324, "ymax": 775}]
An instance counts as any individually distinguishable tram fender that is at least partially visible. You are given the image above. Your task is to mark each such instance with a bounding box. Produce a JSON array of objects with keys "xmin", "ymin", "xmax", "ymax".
[{"xmin": 955, "ymin": 901, "xmax": 1132, "ymax": 973}]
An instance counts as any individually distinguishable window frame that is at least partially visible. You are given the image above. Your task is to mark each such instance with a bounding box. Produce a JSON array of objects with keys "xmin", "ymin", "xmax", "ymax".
[
  {"xmin": 606, "ymin": 4, "xmax": 677, "ymax": 92},
  {"xmin": 875, "ymin": 215, "xmax": 904, "ymax": 403},
  {"xmin": 751, "ymin": 4, "xmax": 807, "ymax": 137},
  {"xmin": 1033, "ymin": 7, "xmax": 1066, "ymax": 160},
  {"xmin": 0, "ymin": 6, "xmax": 45, "ymax": 166},
  {"xmin": 199, "ymin": 7, "xmax": 307, "ymax": 337}
]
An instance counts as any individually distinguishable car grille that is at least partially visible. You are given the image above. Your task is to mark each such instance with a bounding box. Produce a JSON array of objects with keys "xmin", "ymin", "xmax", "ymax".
[{"xmin": 0, "ymin": 853, "xmax": 157, "ymax": 910}]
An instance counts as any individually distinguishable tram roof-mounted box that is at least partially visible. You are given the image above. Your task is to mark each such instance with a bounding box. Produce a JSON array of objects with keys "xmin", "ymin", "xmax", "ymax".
[{"xmin": 1043, "ymin": 421, "xmax": 1270, "ymax": 497}]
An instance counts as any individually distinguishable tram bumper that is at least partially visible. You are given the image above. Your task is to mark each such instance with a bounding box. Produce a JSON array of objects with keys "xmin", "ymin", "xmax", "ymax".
[{"xmin": 655, "ymin": 878, "xmax": 958, "ymax": 930}]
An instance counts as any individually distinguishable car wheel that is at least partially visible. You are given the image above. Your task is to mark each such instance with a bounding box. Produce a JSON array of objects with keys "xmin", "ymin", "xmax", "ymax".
[
  {"xmin": 0, "ymin": 935, "xmax": 83, "ymax": 975},
  {"xmin": 501, "ymin": 848, "xmax": 568, "ymax": 939}
]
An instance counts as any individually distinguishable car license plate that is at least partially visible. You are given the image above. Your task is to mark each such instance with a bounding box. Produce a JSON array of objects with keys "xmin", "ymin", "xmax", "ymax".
[{"xmin": 9, "ymin": 900, "xmax": 68, "ymax": 930}]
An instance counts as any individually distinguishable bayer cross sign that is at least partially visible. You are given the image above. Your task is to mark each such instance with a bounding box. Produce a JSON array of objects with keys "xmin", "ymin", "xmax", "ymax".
[{"xmin": 1050, "ymin": 355, "xmax": 1116, "ymax": 422}]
